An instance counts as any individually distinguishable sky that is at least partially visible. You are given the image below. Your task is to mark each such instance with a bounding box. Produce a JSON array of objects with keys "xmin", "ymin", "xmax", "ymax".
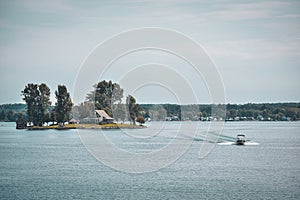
[{"xmin": 0, "ymin": 0, "xmax": 299, "ymax": 105}]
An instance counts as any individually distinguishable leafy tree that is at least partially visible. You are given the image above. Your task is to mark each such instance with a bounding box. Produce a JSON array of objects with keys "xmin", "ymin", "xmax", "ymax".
[
  {"xmin": 86, "ymin": 80, "xmax": 123, "ymax": 116},
  {"xmin": 22, "ymin": 83, "xmax": 38, "ymax": 124},
  {"xmin": 126, "ymin": 95, "xmax": 140, "ymax": 124},
  {"xmin": 74, "ymin": 102, "xmax": 95, "ymax": 120},
  {"xmin": 55, "ymin": 85, "xmax": 73, "ymax": 124},
  {"xmin": 112, "ymin": 103, "xmax": 127, "ymax": 122},
  {"xmin": 21, "ymin": 83, "xmax": 51, "ymax": 126},
  {"xmin": 42, "ymin": 112, "xmax": 51, "ymax": 125},
  {"xmin": 38, "ymin": 83, "xmax": 51, "ymax": 123},
  {"xmin": 50, "ymin": 110, "xmax": 57, "ymax": 125}
]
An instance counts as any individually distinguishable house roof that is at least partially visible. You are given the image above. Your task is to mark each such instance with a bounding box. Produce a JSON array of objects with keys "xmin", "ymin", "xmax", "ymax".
[
  {"xmin": 69, "ymin": 118, "xmax": 77, "ymax": 123},
  {"xmin": 95, "ymin": 110, "xmax": 113, "ymax": 119}
]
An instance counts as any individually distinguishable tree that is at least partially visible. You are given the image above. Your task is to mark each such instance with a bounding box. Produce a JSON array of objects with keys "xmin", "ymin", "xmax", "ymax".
[
  {"xmin": 22, "ymin": 83, "xmax": 38, "ymax": 124},
  {"xmin": 111, "ymin": 103, "xmax": 127, "ymax": 122},
  {"xmin": 21, "ymin": 83, "xmax": 51, "ymax": 126},
  {"xmin": 42, "ymin": 112, "xmax": 51, "ymax": 125},
  {"xmin": 86, "ymin": 80, "xmax": 123, "ymax": 116},
  {"xmin": 73, "ymin": 102, "xmax": 95, "ymax": 120},
  {"xmin": 50, "ymin": 110, "xmax": 57, "ymax": 125},
  {"xmin": 126, "ymin": 95, "xmax": 140, "ymax": 124},
  {"xmin": 55, "ymin": 85, "xmax": 73, "ymax": 125},
  {"xmin": 38, "ymin": 83, "xmax": 51, "ymax": 124}
]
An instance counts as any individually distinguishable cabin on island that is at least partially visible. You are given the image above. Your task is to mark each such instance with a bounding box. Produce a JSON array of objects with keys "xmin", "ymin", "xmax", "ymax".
[
  {"xmin": 80, "ymin": 110, "xmax": 114, "ymax": 124},
  {"xmin": 68, "ymin": 118, "xmax": 78, "ymax": 124},
  {"xmin": 95, "ymin": 110, "xmax": 114, "ymax": 124}
]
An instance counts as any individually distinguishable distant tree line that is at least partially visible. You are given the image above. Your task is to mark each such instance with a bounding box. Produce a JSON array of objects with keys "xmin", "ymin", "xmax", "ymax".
[
  {"xmin": 1, "ymin": 81, "xmax": 300, "ymax": 123},
  {"xmin": 139, "ymin": 103, "xmax": 300, "ymax": 121},
  {"xmin": 2, "ymin": 101, "xmax": 300, "ymax": 123},
  {"xmin": 0, "ymin": 104, "xmax": 26, "ymax": 122},
  {"xmin": 1, "ymin": 102, "xmax": 300, "ymax": 123},
  {"xmin": 225, "ymin": 103, "xmax": 300, "ymax": 121}
]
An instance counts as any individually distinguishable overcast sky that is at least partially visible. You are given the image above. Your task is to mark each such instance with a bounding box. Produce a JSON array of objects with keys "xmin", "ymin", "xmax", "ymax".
[{"xmin": 0, "ymin": 0, "xmax": 299, "ymax": 105}]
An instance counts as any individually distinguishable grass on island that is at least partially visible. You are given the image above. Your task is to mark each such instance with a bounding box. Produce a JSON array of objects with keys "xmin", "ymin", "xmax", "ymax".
[{"xmin": 27, "ymin": 123, "xmax": 145, "ymax": 130}]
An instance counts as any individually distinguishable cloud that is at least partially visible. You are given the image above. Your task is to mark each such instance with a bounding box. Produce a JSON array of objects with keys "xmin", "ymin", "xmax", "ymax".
[
  {"xmin": 206, "ymin": 39, "xmax": 300, "ymax": 61},
  {"xmin": 276, "ymin": 14, "xmax": 300, "ymax": 19},
  {"xmin": 10, "ymin": 0, "xmax": 73, "ymax": 14},
  {"xmin": 202, "ymin": 1, "xmax": 295, "ymax": 20},
  {"xmin": 1, "ymin": 0, "xmax": 299, "ymax": 104}
]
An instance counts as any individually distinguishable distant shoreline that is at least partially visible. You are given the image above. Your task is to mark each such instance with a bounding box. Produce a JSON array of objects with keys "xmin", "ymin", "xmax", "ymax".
[{"xmin": 1, "ymin": 102, "xmax": 299, "ymax": 122}]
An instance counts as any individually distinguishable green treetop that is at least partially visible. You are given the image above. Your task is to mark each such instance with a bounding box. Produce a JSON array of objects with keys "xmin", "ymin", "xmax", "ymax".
[
  {"xmin": 126, "ymin": 95, "xmax": 140, "ymax": 125},
  {"xmin": 21, "ymin": 83, "xmax": 51, "ymax": 126},
  {"xmin": 55, "ymin": 85, "xmax": 73, "ymax": 125},
  {"xmin": 86, "ymin": 80, "xmax": 123, "ymax": 116}
]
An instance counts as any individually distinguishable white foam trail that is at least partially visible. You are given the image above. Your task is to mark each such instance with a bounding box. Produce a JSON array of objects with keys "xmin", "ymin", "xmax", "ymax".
[
  {"xmin": 217, "ymin": 141, "xmax": 234, "ymax": 145},
  {"xmin": 244, "ymin": 141, "xmax": 259, "ymax": 146},
  {"xmin": 217, "ymin": 141, "xmax": 259, "ymax": 146}
]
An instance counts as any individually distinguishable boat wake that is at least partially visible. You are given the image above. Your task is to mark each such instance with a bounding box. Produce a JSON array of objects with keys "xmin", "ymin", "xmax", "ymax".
[
  {"xmin": 155, "ymin": 131, "xmax": 259, "ymax": 146},
  {"xmin": 217, "ymin": 141, "xmax": 234, "ymax": 145},
  {"xmin": 217, "ymin": 141, "xmax": 259, "ymax": 146}
]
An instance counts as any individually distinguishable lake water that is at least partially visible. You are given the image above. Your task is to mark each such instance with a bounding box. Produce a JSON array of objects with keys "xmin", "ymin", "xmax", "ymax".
[{"xmin": 0, "ymin": 122, "xmax": 299, "ymax": 199}]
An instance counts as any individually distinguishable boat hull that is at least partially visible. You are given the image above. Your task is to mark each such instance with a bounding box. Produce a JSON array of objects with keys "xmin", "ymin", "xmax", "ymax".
[{"xmin": 236, "ymin": 140, "xmax": 245, "ymax": 145}]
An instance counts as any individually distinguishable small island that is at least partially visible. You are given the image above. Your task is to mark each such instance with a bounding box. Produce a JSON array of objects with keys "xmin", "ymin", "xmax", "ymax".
[
  {"xmin": 18, "ymin": 80, "xmax": 147, "ymax": 130},
  {"xmin": 26, "ymin": 123, "xmax": 146, "ymax": 130}
]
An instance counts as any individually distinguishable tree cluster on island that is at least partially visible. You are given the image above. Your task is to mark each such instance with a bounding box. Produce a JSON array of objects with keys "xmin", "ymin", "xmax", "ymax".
[
  {"xmin": 21, "ymin": 83, "xmax": 73, "ymax": 126},
  {"xmin": 18, "ymin": 80, "xmax": 145, "ymax": 127},
  {"xmin": 72, "ymin": 80, "xmax": 143, "ymax": 125}
]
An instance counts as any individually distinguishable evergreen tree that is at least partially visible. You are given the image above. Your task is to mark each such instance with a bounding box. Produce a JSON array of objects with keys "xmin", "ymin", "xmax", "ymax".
[{"xmin": 55, "ymin": 85, "xmax": 73, "ymax": 124}]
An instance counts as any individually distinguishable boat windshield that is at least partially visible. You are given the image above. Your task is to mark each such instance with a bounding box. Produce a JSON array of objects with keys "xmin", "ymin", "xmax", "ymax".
[{"xmin": 237, "ymin": 135, "xmax": 245, "ymax": 139}]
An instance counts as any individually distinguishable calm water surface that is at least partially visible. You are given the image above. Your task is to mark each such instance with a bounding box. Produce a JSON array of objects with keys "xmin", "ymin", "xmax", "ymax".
[{"xmin": 0, "ymin": 122, "xmax": 299, "ymax": 199}]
